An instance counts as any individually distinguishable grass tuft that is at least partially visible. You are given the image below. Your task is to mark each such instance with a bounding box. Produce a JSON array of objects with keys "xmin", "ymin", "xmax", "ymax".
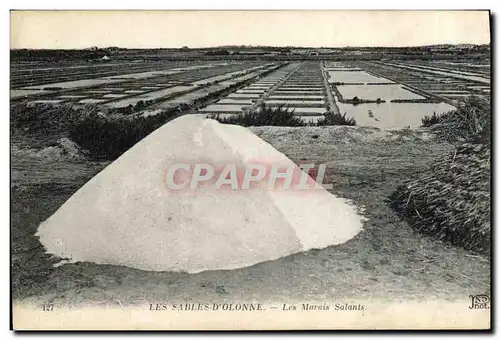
[
  {"xmin": 11, "ymin": 102, "xmax": 91, "ymax": 135},
  {"xmin": 315, "ymin": 112, "xmax": 356, "ymax": 126},
  {"xmin": 209, "ymin": 103, "xmax": 356, "ymax": 127},
  {"xmin": 69, "ymin": 109, "xmax": 180, "ymax": 160},
  {"xmin": 10, "ymin": 103, "xmax": 181, "ymax": 160},
  {"xmin": 208, "ymin": 103, "xmax": 306, "ymax": 127},
  {"xmin": 421, "ymin": 95, "xmax": 490, "ymax": 144},
  {"xmin": 421, "ymin": 112, "xmax": 442, "ymax": 127}
]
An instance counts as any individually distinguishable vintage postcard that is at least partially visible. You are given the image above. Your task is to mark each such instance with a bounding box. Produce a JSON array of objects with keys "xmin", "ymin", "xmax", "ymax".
[{"xmin": 10, "ymin": 10, "xmax": 491, "ymax": 330}]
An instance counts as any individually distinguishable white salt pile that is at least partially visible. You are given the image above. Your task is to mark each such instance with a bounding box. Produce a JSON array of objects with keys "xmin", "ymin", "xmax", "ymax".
[{"xmin": 36, "ymin": 115, "xmax": 364, "ymax": 273}]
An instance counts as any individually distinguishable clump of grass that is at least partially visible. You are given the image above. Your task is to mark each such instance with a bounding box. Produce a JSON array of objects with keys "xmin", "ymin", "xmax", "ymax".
[
  {"xmin": 421, "ymin": 95, "xmax": 490, "ymax": 144},
  {"xmin": 421, "ymin": 112, "xmax": 442, "ymax": 127},
  {"xmin": 208, "ymin": 103, "xmax": 306, "ymax": 127},
  {"xmin": 10, "ymin": 102, "xmax": 182, "ymax": 160},
  {"xmin": 210, "ymin": 103, "xmax": 357, "ymax": 127},
  {"xmin": 390, "ymin": 142, "xmax": 490, "ymax": 254},
  {"xmin": 11, "ymin": 102, "xmax": 91, "ymax": 134},
  {"xmin": 69, "ymin": 109, "xmax": 180, "ymax": 160},
  {"xmin": 315, "ymin": 112, "xmax": 356, "ymax": 126}
]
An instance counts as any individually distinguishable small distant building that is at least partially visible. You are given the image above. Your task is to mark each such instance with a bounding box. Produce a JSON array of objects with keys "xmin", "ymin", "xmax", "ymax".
[{"xmin": 101, "ymin": 55, "xmax": 111, "ymax": 61}]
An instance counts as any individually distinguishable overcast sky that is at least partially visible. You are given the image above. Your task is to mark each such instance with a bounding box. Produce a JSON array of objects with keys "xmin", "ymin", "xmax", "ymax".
[{"xmin": 11, "ymin": 10, "xmax": 490, "ymax": 49}]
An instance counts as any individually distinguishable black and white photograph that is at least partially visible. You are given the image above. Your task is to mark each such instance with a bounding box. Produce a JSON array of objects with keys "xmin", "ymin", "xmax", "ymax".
[{"xmin": 9, "ymin": 9, "xmax": 491, "ymax": 330}]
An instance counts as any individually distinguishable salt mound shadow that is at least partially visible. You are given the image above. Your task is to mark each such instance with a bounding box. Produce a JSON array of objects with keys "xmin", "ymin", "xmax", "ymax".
[{"xmin": 36, "ymin": 115, "xmax": 364, "ymax": 273}]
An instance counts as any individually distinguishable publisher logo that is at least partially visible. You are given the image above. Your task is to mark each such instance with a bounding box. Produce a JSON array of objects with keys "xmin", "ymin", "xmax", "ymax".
[{"xmin": 469, "ymin": 294, "xmax": 490, "ymax": 309}]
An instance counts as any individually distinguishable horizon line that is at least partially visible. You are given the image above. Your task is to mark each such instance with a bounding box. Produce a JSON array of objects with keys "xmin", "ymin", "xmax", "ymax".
[{"xmin": 10, "ymin": 43, "xmax": 491, "ymax": 50}]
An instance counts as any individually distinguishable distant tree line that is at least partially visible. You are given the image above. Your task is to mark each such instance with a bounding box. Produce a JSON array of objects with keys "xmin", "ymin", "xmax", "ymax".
[
  {"xmin": 11, "ymin": 44, "xmax": 490, "ymax": 62},
  {"xmin": 11, "ymin": 49, "xmax": 111, "ymax": 62}
]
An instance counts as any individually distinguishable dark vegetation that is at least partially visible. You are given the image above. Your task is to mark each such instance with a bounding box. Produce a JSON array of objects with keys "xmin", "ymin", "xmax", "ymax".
[
  {"xmin": 11, "ymin": 48, "xmax": 111, "ymax": 62},
  {"xmin": 69, "ymin": 110, "xmax": 181, "ymax": 160},
  {"xmin": 421, "ymin": 96, "xmax": 490, "ymax": 144},
  {"xmin": 390, "ymin": 98, "xmax": 439, "ymax": 103},
  {"xmin": 11, "ymin": 44, "xmax": 490, "ymax": 63},
  {"xmin": 11, "ymin": 102, "xmax": 86, "ymax": 142},
  {"xmin": 345, "ymin": 96, "xmax": 386, "ymax": 105},
  {"xmin": 315, "ymin": 112, "xmax": 356, "ymax": 126},
  {"xmin": 209, "ymin": 103, "xmax": 356, "ymax": 127},
  {"xmin": 390, "ymin": 143, "xmax": 490, "ymax": 254},
  {"xmin": 209, "ymin": 104, "xmax": 305, "ymax": 127},
  {"xmin": 391, "ymin": 95, "xmax": 491, "ymax": 254},
  {"xmin": 421, "ymin": 112, "xmax": 441, "ymax": 127},
  {"xmin": 204, "ymin": 50, "xmax": 231, "ymax": 56},
  {"xmin": 10, "ymin": 103, "xmax": 181, "ymax": 160}
]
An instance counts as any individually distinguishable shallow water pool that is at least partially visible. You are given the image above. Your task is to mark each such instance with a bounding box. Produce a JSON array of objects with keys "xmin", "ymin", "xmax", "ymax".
[
  {"xmin": 337, "ymin": 101, "xmax": 456, "ymax": 129},
  {"xmin": 337, "ymin": 84, "xmax": 425, "ymax": 101},
  {"xmin": 328, "ymin": 71, "xmax": 393, "ymax": 84}
]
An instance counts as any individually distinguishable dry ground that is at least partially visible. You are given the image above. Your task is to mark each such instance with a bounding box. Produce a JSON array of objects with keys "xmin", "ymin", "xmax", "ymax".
[{"xmin": 11, "ymin": 124, "xmax": 490, "ymax": 308}]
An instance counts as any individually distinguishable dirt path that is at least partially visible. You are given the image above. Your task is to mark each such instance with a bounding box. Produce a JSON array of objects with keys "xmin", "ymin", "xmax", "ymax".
[
  {"xmin": 320, "ymin": 61, "xmax": 340, "ymax": 115},
  {"xmin": 11, "ymin": 125, "xmax": 490, "ymax": 308}
]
